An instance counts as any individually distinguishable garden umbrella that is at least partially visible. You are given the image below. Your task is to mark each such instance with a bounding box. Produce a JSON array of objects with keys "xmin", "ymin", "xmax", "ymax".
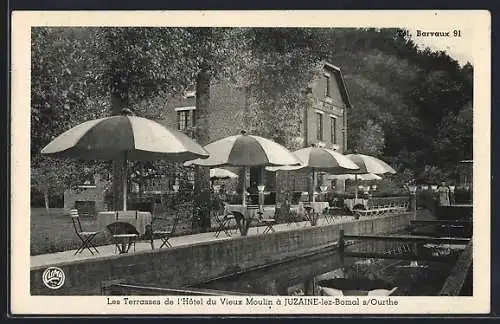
[
  {"xmin": 41, "ymin": 108, "xmax": 209, "ymax": 211},
  {"xmin": 210, "ymin": 168, "xmax": 238, "ymax": 180},
  {"xmin": 185, "ymin": 130, "xmax": 301, "ymax": 206},
  {"xmin": 345, "ymin": 153, "xmax": 396, "ymax": 199},
  {"xmin": 266, "ymin": 146, "xmax": 359, "ymax": 202}
]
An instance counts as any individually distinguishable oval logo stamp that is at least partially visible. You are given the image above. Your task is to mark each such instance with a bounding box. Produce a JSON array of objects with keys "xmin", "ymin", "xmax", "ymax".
[{"xmin": 42, "ymin": 267, "xmax": 65, "ymax": 290}]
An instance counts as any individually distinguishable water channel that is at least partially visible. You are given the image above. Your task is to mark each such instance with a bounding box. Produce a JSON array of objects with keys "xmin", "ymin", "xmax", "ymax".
[{"xmin": 191, "ymin": 232, "xmax": 463, "ymax": 296}]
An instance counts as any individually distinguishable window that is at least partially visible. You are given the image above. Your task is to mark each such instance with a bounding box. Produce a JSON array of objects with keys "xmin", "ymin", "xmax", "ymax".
[
  {"xmin": 324, "ymin": 73, "xmax": 331, "ymax": 98},
  {"xmin": 176, "ymin": 106, "xmax": 196, "ymax": 131},
  {"xmin": 316, "ymin": 112, "xmax": 323, "ymax": 141},
  {"xmin": 330, "ymin": 116, "xmax": 337, "ymax": 144},
  {"xmin": 177, "ymin": 110, "xmax": 190, "ymax": 131}
]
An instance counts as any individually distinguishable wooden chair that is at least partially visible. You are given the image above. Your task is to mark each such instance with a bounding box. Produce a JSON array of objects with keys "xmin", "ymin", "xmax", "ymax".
[
  {"xmin": 212, "ymin": 201, "xmax": 235, "ymax": 237},
  {"xmin": 231, "ymin": 211, "xmax": 251, "ymax": 236},
  {"xmin": 303, "ymin": 205, "xmax": 318, "ymax": 226},
  {"xmin": 70, "ymin": 209, "xmax": 100, "ymax": 255},
  {"xmin": 148, "ymin": 207, "xmax": 182, "ymax": 249},
  {"xmin": 256, "ymin": 208, "xmax": 276, "ymax": 234},
  {"xmin": 213, "ymin": 211, "xmax": 235, "ymax": 238}
]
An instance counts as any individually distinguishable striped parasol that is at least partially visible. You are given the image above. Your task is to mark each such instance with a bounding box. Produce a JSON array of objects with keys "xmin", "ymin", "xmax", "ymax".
[
  {"xmin": 185, "ymin": 130, "xmax": 300, "ymax": 205},
  {"xmin": 266, "ymin": 146, "xmax": 359, "ymax": 202},
  {"xmin": 346, "ymin": 153, "xmax": 396, "ymax": 199},
  {"xmin": 41, "ymin": 108, "xmax": 209, "ymax": 210}
]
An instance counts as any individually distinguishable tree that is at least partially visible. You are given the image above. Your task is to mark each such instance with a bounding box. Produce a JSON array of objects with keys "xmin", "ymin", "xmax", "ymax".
[
  {"xmin": 31, "ymin": 28, "xmax": 112, "ymax": 199},
  {"xmin": 243, "ymin": 28, "xmax": 330, "ymax": 146},
  {"xmin": 353, "ymin": 119, "xmax": 385, "ymax": 156}
]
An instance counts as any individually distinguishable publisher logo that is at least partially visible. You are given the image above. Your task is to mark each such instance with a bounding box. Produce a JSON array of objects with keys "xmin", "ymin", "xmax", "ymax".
[{"xmin": 42, "ymin": 267, "xmax": 65, "ymax": 290}]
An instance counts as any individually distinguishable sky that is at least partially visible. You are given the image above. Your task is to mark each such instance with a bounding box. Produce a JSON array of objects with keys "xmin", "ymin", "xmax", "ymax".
[{"xmin": 407, "ymin": 28, "xmax": 473, "ymax": 66}]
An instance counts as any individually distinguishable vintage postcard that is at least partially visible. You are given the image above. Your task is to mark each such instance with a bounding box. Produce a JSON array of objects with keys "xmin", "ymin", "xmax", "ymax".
[{"xmin": 11, "ymin": 10, "xmax": 490, "ymax": 315}]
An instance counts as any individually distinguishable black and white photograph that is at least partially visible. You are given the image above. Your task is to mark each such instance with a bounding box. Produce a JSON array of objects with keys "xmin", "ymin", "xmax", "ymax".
[{"xmin": 10, "ymin": 10, "xmax": 490, "ymax": 315}]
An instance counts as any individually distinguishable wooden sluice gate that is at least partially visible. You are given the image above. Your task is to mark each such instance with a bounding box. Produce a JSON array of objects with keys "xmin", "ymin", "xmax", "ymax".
[{"xmin": 339, "ymin": 229, "xmax": 470, "ymax": 264}]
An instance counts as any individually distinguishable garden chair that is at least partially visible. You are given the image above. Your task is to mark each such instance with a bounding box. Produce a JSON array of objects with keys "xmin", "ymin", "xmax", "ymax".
[
  {"xmin": 212, "ymin": 200, "xmax": 235, "ymax": 238},
  {"xmin": 147, "ymin": 206, "xmax": 182, "ymax": 249},
  {"xmin": 70, "ymin": 209, "xmax": 100, "ymax": 255},
  {"xmin": 214, "ymin": 211, "xmax": 235, "ymax": 238},
  {"xmin": 231, "ymin": 210, "xmax": 252, "ymax": 236},
  {"xmin": 255, "ymin": 209, "xmax": 276, "ymax": 234},
  {"xmin": 303, "ymin": 205, "xmax": 318, "ymax": 226},
  {"xmin": 106, "ymin": 215, "xmax": 139, "ymax": 254},
  {"xmin": 276, "ymin": 200, "xmax": 298, "ymax": 226}
]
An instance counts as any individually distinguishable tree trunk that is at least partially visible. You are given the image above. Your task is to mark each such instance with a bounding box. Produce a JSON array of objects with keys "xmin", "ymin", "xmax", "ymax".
[
  {"xmin": 110, "ymin": 81, "xmax": 129, "ymax": 211},
  {"xmin": 43, "ymin": 188, "xmax": 50, "ymax": 211},
  {"xmin": 193, "ymin": 66, "xmax": 212, "ymax": 232}
]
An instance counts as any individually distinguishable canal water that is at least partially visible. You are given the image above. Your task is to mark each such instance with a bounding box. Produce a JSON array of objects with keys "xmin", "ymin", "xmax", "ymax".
[
  {"xmin": 191, "ymin": 245, "xmax": 458, "ymax": 296},
  {"xmin": 192, "ymin": 211, "xmax": 470, "ymax": 296}
]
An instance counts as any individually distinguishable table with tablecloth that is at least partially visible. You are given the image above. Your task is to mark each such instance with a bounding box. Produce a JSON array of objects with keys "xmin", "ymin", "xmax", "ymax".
[{"xmin": 97, "ymin": 210, "xmax": 152, "ymax": 235}]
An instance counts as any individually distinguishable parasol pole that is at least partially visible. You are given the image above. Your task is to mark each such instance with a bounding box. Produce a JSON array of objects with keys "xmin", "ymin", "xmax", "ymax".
[
  {"xmin": 123, "ymin": 151, "xmax": 128, "ymax": 211},
  {"xmin": 354, "ymin": 174, "xmax": 358, "ymax": 200},
  {"xmin": 312, "ymin": 168, "xmax": 316, "ymax": 203},
  {"xmin": 242, "ymin": 166, "xmax": 248, "ymax": 206}
]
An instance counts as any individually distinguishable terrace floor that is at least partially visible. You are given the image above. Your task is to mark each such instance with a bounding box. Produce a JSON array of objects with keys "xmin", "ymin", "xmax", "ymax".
[{"xmin": 31, "ymin": 216, "xmax": 358, "ymax": 268}]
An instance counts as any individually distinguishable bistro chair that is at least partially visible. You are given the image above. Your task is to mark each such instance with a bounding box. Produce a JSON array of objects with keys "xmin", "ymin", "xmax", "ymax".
[
  {"xmin": 106, "ymin": 214, "xmax": 139, "ymax": 254},
  {"xmin": 246, "ymin": 205, "xmax": 264, "ymax": 233},
  {"xmin": 70, "ymin": 209, "xmax": 100, "ymax": 255},
  {"xmin": 231, "ymin": 210, "xmax": 252, "ymax": 236},
  {"xmin": 214, "ymin": 211, "xmax": 235, "ymax": 238},
  {"xmin": 256, "ymin": 209, "xmax": 276, "ymax": 234},
  {"xmin": 303, "ymin": 205, "xmax": 318, "ymax": 226},
  {"xmin": 147, "ymin": 204, "xmax": 183, "ymax": 249},
  {"xmin": 212, "ymin": 199, "xmax": 235, "ymax": 238}
]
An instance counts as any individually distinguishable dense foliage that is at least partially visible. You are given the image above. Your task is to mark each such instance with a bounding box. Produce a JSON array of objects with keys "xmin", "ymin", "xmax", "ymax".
[
  {"xmin": 324, "ymin": 28, "xmax": 473, "ymax": 184},
  {"xmin": 30, "ymin": 27, "xmax": 473, "ymax": 210}
]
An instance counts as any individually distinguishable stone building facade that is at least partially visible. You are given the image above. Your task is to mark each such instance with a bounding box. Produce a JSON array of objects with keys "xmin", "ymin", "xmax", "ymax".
[{"xmin": 144, "ymin": 61, "xmax": 352, "ymax": 202}]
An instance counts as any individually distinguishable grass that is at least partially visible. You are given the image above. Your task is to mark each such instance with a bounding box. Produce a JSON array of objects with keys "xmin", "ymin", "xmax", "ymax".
[
  {"xmin": 30, "ymin": 208, "xmax": 113, "ymax": 255},
  {"xmin": 30, "ymin": 207, "xmax": 204, "ymax": 255}
]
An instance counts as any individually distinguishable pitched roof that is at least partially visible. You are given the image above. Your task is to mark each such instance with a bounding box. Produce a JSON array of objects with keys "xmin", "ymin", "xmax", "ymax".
[{"xmin": 323, "ymin": 61, "xmax": 353, "ymax": 109}]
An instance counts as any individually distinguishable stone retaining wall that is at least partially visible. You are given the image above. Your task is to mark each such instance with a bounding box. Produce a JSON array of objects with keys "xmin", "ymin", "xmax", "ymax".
[{"xmin": 31, "ymin": 213, "xmax": 411, "ymax": 295}]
